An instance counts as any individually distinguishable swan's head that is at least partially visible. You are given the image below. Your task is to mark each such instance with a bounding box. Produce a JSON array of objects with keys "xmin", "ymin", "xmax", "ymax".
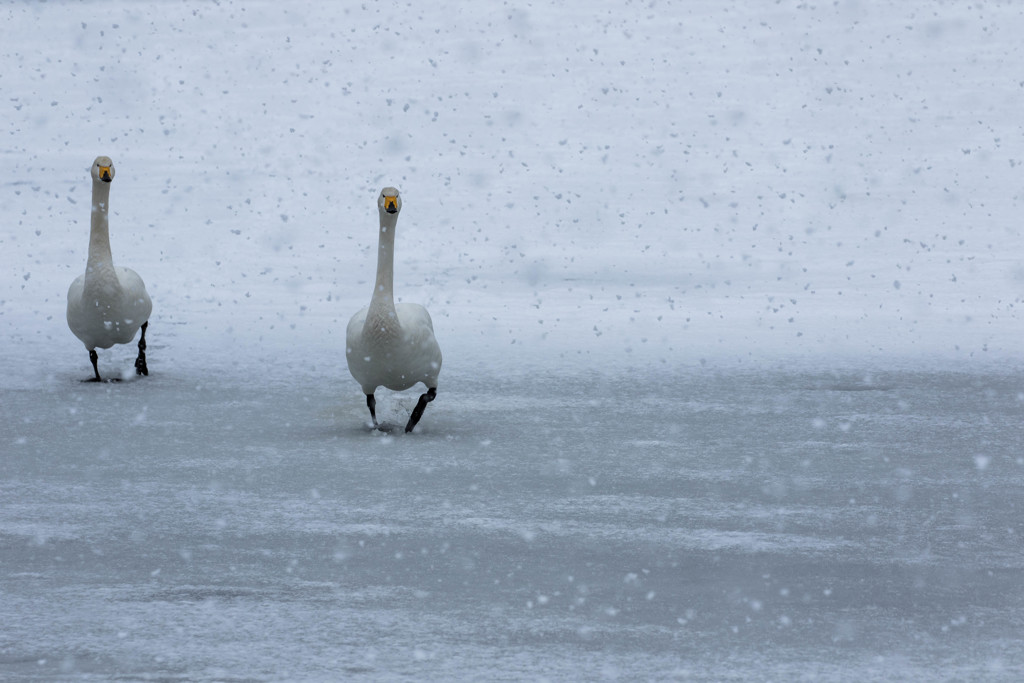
[
  {"xmin": 378, "ymin": 187, "xmax": 401, "ymax": 215},
  {"xmin": 91, "ymin": 156, "xmax": 115, "ymax": 184}
]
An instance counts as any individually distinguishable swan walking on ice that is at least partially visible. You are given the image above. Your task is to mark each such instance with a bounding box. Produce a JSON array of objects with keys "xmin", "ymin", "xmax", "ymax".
[
  {"xmin": 346, "ymin": 188, "xmax": 442, "ymax": 433},
  {"xmin": 66, "ymin": 156, "xmax": 153, "ymax": 382}
]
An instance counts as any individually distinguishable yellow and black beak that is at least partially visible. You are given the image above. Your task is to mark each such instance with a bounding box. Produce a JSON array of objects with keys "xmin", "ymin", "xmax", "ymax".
[
  {"xmin": 99, "ymin": 166, "xmax": 113, "ymax": 183},
  {"xmin": 383, "ymin": 195, "xmax": 399, "ymax": 214}
]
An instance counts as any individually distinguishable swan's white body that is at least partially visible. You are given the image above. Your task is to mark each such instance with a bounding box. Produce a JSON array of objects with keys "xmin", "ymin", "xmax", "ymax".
[
  {"xmin": 346, "ymin": 188, "xmax": 441, "ymax": 430},
  {"xmin": 67, "ymin": 157, "xmax": 152, "ymax": 375},
  {"xmin": 346, "ymin": 300, "xmax": 440, "ymax": 393}
]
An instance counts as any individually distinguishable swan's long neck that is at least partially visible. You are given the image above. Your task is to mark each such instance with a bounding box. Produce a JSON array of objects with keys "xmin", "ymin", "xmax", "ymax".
[
  {"xmin": 365, "ymin": 210, "xmax": 400, "ymax": 335},
  {"xmin": 86, "ymin": 179, "xmax": 116, "ymax": 283}
]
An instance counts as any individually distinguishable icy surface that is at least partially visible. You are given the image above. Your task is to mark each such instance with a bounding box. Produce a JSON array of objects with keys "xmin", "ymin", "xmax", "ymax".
[
  {"xmin": 3, "ymin": 370, "xmax": 1024, "ymax": 680},
  {"xmin": 2, "ymin": 1, "xmax": 1024, "ymax": 680}
]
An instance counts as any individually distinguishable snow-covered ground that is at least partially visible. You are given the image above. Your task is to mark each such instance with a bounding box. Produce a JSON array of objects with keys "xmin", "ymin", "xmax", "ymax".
[{"xmin": 2, "ymin": 1, "xmax": 1023, "ymax": 680}]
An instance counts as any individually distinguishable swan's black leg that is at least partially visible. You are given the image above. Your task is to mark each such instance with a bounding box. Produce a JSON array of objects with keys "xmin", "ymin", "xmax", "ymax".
[
  {"xmin": 405, "ymin": 387, "xmax": 436, "ymax": 433},
  {"xmin": 366, "ymin": 393, "xmax": 379, "ymax": 428},
  {"xmin": 85, "ymin": 349, "xmax": 102, "ymax": 382},
  {"xmin": 134, "ymin": 321, "xmax": 149, "ymax": 376}
]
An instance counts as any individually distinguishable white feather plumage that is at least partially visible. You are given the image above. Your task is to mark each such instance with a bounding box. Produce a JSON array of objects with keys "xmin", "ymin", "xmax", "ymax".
[
  {"xmin": 346, "ymin": 188, "xmax": 441, "ymax": 432},
  {"xmin": 66, "ymin": 156, "xmax": 152, "ymax": 381}
]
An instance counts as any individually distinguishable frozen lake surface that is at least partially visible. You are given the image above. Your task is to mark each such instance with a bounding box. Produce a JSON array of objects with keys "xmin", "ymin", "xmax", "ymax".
[
  {"xmin": 3, "ymin": 366, "xmax": 1023, "ymax": 680},
  {"xmin": 3, "ymin": 0, "xmax": 1024, "ymax": 679}
]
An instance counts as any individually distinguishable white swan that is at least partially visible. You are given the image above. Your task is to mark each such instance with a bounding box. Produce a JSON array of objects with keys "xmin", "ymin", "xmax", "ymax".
[
  {"xmin": 346, "ymin": 187, "xmax": 442, "ymax": 432},
  {"xmin": 66, "ymin": 156, "xmax": 152, "ymax": 382}
]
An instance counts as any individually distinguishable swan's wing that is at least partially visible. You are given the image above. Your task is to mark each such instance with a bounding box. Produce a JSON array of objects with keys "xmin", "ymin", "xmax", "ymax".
[
  {"xmin": 116, "ymin": 267, "xmax": 153, "ymax": 323},
  {"xmin": 396, "ymin": 303, "xmax": 435, "ymax": 332},
  {"xmin": 115, "ymin": 266, "xmax": 147, "ymax": 293},
  {"xmin": 396, "ymin": 303, "xmax": 442, "ymax": 384},
  {"xmin": 347, "ymin": 306, "xmax": 388, "ymax": 393},
  {"xmin": 66, "ymin": 275, "xmax": 89, "ymax": 345},
  {"xmin": 346, "ymin": 306, "xmax": 369, "ymax": 343},
  {"xmin": 67, "ymin": 274, "xmax": 85, "ymax": 304}
]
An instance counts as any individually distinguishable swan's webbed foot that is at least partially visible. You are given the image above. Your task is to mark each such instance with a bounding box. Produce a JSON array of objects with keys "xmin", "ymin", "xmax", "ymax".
[
  {"xmin": 366, "ymin": 393, "xmax": 379, "ymax": 429},
  {"xmin": 134, "ymin": 321, "xmax": 149, "ymax": 376},
  {"xmin": 405, "ymin": 387, "xmax": 437, "ymax": 433}
]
